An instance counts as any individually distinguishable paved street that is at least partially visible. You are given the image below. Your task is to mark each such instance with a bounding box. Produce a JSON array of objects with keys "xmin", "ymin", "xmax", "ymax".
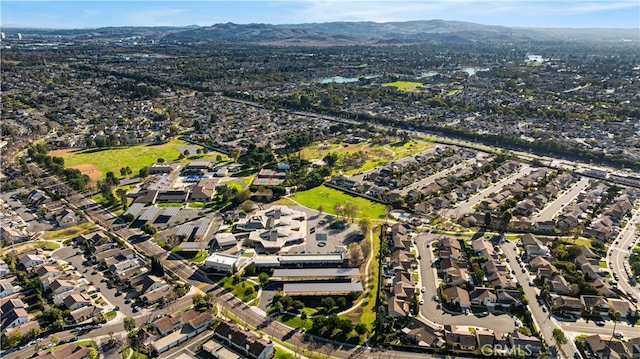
[
  {"xmin": 533, "ymin": 176, "xmax": 590, "ymax": 222},
  {"xmin": 501, "ymin": 242, "xmax": 578, "ymax": 359},
  {"xmin": 607, "ymin": 207, "xmax": 640, "ymax": 303},
  {"xmin": 51, "ymin": 246, "xmax": 136, "ymax": 317},
  {"xmin": 415, "ymin": 233, "xmax": 516, "ymax": 332},
  {"xmin": 444, "ymin": 164, "xmax": 532, "ymax": 218}
]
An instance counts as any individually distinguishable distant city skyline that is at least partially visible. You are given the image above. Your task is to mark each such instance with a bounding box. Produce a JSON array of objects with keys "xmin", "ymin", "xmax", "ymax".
[{"xmin": 2, "ymin": 1, "xmax": 639, "ymax": 29}]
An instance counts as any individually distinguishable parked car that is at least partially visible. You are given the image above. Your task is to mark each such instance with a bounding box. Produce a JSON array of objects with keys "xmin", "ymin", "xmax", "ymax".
[
  {"xmin": 614, "ymin": 333, "xmax": 624, "ymax": 339},
  {"xmin": 595, "ymin": 321, "xmax": 605, "ymax": 326},
  {"xmin": 421, "ymin": 287, "xmax": 426, "ymax": 293},
  {"xmin": 476, "ymin": 312, "xmax": 489, "ymax": 317}
]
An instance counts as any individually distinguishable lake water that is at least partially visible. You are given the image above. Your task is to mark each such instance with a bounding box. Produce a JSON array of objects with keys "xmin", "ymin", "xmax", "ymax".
[
  {"xmin": 462, "ymin": 67, "xmax": 489, "ymax": 76},
  {"xmin": 416, "ymin": 71, "xmax": 439, "ymax": 79},
  {"xmin": 320, "ymin": 75, "xmax": 378, "ymax": 84}
]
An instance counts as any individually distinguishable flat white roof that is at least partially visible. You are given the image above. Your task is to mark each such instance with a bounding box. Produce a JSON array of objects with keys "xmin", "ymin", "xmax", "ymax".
[
  {"xmin": 204, "ymin": 253, "xmax": 239, "ymax": 266},
  {"xmin": 215, "ymin": 232, "xmax": 237, "ymax": 246}
]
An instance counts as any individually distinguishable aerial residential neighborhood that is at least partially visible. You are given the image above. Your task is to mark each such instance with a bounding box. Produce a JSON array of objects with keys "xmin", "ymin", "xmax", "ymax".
[{"xmin": 1, "ymin": 5, "xmax": 640, "ymax": 359}]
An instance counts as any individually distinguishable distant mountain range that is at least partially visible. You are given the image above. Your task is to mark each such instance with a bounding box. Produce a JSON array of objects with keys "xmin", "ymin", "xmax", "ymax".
[{"xmin": 4, "ymin": 20, "xmax": 637, "ymax": 45}]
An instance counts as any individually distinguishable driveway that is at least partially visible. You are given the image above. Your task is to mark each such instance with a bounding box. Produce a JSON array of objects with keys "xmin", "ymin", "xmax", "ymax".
[{"xmin": 415, "ymin": 233, "xmax": 515, "ymax": 332}]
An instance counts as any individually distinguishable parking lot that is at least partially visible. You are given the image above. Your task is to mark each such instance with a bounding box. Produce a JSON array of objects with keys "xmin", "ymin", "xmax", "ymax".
[
  {"xmin": 288, "ymin": 205, "xmax": 364, "ymax": 255},
  {"xmin": 52, "ymin": 246, "xmax": 136, "ymax": 317}
]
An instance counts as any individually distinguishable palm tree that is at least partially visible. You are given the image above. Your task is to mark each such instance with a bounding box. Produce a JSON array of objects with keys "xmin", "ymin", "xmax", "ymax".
[{"xmin": 604, "ymin": 311, "xmax": 622, "ymax": 358}]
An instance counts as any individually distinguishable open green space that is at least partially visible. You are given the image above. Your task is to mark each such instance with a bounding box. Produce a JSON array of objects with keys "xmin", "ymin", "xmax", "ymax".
[
  {"xmin": 171, "ymin": 252, "xmax": 208, "ymax": 263},
  {"xmin": 43, "ymin": 222, "xmax": 98, "ymax": 240},
  {"xmin": 32, "ymin": 241, "xmax": 61, "ymax": 250},
  {"xmin": 53, "ymin": 139, "xmax": 190, "ymax": 180},
  {"xmin": 382, "ymin": 81, "xmax": 424, "ymax": 92},
  {"xmin": 214, "ymin": 275, "xmax": 259, "ymax": 302},
  {"xmin": 302, "ymin": 140, "xmax": 429, "ymax": 162},
  {"xmin": 289, "ymin": 185, "xmax": 387, "ymax": 219}
]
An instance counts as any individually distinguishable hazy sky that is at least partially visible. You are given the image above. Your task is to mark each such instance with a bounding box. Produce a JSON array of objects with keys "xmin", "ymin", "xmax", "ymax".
[{"xmin": 2, "ymin": 1, "xmax": 639, "ymax": 29}]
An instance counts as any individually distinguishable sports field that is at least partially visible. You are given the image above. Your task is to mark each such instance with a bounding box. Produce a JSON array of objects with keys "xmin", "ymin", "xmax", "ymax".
[
  {"xmin": 50, "ymin": 139, "xmax": 190, "ymax": 180},
  {"xmin": 382, "ymin": 81, "xmax": 424, "ymax": 92},
  {"xmin": 289, "ymin": 185, "xmax": 387, "ymax": 219}
]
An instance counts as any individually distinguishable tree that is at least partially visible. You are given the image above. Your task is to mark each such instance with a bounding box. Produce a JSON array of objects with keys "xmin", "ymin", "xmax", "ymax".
[
  {"xmin": 51, "ymin": 334, "xmax": 60, "ymax": 345},
  {"xmin": 343, "ymin": 202, "xmax": 358, "ymax": 222},
  {"xmin": 355, "ymin": 323, "xmax": 368, "ymax": 335},
  {"xmin": 5, "ymin": 330, "xmax": 23, "ymax": 348},
  {"xmin": 192, "ymin": 293, "xmax": 205, "ymax": 307},
  {"xmin": 348, "ymin": 242, "xmax": 363, "ymax": 266},
  {"xmin": 552, "ymin": 328, "xmax": 568, "ymax": 345},
  {"xmin": 142, "ymin": 223, "xmax": 157, "ymax": 235},
  {"xmin": 358, "ymin": 217, "xmax": 371, "ymax": 236},
  {"xmin": 204, "ymin": 292, "xmax": 216, "ymax": 307},
  {"xmin": 116, "ymin": 188, "xmax": 128, "ymax": 210},
  {"xmin": 230, "ymin": 147, "xmax": 241, "ymax": 163},
  {"xmin": 124, "ymin": 316, "xmax": 136, "ymax": 332},
  {"xmin": 337, "ymin": 297, "xmax": 347, "ymax": 307},
  {"xmin": 87, "ymin": 347, "xmax": 99, "ymax": 359},
  {"xmin": 321, "ymin": 297, "xmax": 335, "ymax": 309},
  {"xmin": 484, "ymin": 212, "xmax": 492, "ymax": 227},
  {"xmin": 258, "ymin": 272, "xmax": 270, "ymax": 286},
  {"xmin": 138, "ymin": 166, "xmax": 150, "ymax": 178}
]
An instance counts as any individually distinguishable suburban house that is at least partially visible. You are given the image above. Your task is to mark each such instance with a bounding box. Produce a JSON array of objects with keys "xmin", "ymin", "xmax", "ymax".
[
  {"xmin": 213, "ymin": 320, "xmax": 274, "ymax": 359},
  {"xmin": 19, "ymin": 254, "xmax": 46, "ymax": 269}
]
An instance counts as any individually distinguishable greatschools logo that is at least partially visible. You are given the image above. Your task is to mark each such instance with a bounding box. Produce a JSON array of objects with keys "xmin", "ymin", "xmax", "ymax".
[{"xmin": 480, "ymin": 344, "xmax": 535, "ymax": 357}]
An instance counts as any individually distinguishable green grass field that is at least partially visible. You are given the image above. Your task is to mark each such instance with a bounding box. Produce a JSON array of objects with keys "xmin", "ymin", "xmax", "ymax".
[
  {"xmin": 289, "ymin": 185, "xmax": 386, "ymax": 219},
  {"xmin": 53, "ymin": 139, "xmax": 190, "ymax": 180},
  {"xmin": 300, "ymin": 140, "xmax": 431, "ymax": 175},
  {"xmin": 382, "ymin": 81, "xmax": 424, "ymax": 92},
  {"xmin": 215, "ymin": 276, "xmax": 259, "ymax": 302},
  {"xmin": 43, "ymin": 222, "xmax": 98, "ymax": 240}
]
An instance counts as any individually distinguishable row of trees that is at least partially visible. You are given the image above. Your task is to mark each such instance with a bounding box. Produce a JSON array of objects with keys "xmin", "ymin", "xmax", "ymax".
[{"xmin": 27, "ymin": 144, "xmax": 90, "ymax": 192}]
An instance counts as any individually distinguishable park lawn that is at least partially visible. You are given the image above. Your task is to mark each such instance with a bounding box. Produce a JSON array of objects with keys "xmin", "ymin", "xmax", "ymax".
[
  {"xmin": 32, "ymin": 241, "xmax": 61, "ymax": 250},
  {"xmin": 347, "ymin": 225, "xmax": 381, "ymax": 333},
  {"xmin": 215, "ymin": 276, "xmax": 259, "ymax": 303},
  {"xmin": 54, "ymin": 139, "xmax": 188, "ymax": 180},
  {"xmin": 44, "ymin": 222, "xmax": 98, "ymax": 240},
  {"xmin": 290, "ymin": 185, "xmax": 386, "ymax": 219},
  {"xmin": 272, "ymin": 348, "xmax": 294, "ymax": 359},
  {"xmin": 281, "ymin": 313, "xmax": 312, "ymax": 331},
  {"xmin": 382, "ymin": 81, "xmax": 423, "ymax": 92}
]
